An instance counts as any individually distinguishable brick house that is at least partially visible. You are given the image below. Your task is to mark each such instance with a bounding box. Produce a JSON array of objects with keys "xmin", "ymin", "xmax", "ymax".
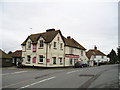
[
  {"xmin": 12, "ymin": 50, "xmax": 22, "ymax": 66},
  {"xmin": 0, "ymin": 49, "xmax": 12, "ymax": 67}
]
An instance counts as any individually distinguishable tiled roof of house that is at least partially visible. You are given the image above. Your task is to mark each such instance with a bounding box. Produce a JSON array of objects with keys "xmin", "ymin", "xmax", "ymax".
[
  {"xmin": 21, "ymin": 29, "xmax": 61, "ymax": 45},
  {"xmin": 63, "ymin": 37, "xmax": 86, "ymax": 50},
  {"xmin": 12, "ymin": 50, "xmax": 22, "ymax": 57},
  {"xmin": 21, "ymin": 29, "xmax": 86, "ymax": 50},
  {"xmin": 0, "ymin": 49, "xmax": 12, "ymax": 59},
  {"xmin": 86, "ymin": 48, "xmax": 106, "ymax": 59}
]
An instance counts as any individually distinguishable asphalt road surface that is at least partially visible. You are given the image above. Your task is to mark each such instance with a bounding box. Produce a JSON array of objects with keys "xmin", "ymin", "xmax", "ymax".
[{"xmin": 1, "ymin": 64, "xmax": 119, "ymax": 89}]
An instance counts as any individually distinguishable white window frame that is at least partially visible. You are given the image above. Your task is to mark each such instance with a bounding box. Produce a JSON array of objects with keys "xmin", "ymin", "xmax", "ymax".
[
  {"xmin": 28, "ymin": 41, "xmax": 31, "ymax": 49},
  {"xmin": 39, "ymin": 55, "xmax": 44, "ymax": 63},
  {"xmin": 53, "ymin": 57, "xmax": 56, "ymax": 64},
  {"xmin": 53, "ymin": 42, "xmax": 57, "ymax": 48},
  {"xmin": 59, "ymin": 58, "xmax": 62, "ymax": 64},
  {"xmin": 27, "ymin": 55, "xmax": 31, "ymax": 64},
  {"xmin": 70, "ymin": 47, "xmax": 73, "ymax": 54},
  {"xmin": 81, "ymin": 50, "xmax": 83, "ymax": 56},
  {"xmin": 40, "ymin": 40, "xmax": 44, "ymax": 48},
  {"xmin": 69, "ymin": 58, "xmax": 73, "ymax": 65}
]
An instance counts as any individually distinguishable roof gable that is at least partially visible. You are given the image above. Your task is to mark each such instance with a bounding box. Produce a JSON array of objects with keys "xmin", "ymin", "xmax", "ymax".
[
  {"xmin": 0, "ymin": 49, "xmax": 12, "ymax": 59},
  {"xmin": 86, "ymin": 49, "xmax": 106, "ymax": 59},
  {"xmin": 21, "ymin": 30, "xmax": 64, "ymax": 45},
  {"xmin": 12, "ymin": 50, "xmax": 22, "ymax": 57}
]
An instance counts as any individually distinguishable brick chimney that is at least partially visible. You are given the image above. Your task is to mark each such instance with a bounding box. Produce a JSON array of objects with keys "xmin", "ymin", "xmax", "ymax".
[
  {"xmin": 46, "ymin": 28, "xmax": 55, "ymax": 32},
  {"xmin": 67, "ymin": 36, "xmax": 71, "ymax": 39},
  {"xmin": 94, "ymin": 45, "xmax": 97, "ymax": 50}
]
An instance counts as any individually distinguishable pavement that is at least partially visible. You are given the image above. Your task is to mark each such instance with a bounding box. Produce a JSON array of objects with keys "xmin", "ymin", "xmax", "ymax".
[{"xmin": 1, "ymin": 64, "xmax": 119, "ymax": 89}]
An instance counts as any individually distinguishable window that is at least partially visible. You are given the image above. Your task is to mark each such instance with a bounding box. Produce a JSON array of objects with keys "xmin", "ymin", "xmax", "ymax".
[
  {"xmin": 33, "ymin": 45, "xmax": 37, "ymax": 52},
  {"xmin": 59, "ymin": 58, "xmax": 62, "ymax": 64},
  {"xmin": 54, "ymin": 42, "xmax": 56, "ymax": 48},
  {"xmin": 40, "ymin": 40, "xmax": 44, "ymax": 48},
  {"xmin": 27, "ymin": 55, "xmax": 31, "ymax": 63},
  {"xmin": 32, "ymin": 57, "xmax": 36, "ymax": 63},
  {"xmin": 94, "ymin": 55, "xmax": 96, "ymax": 58},
  {"xmin": 70, "ymin": 47, "xmax": 73, "ymax": 54},
  {"xmin": 39, "ymin": 55, "xmax": 44, "ymax": 62},
  {"xmin": 81, "ymin": 50, "xmax": 83, "ymax": 56},
  {"xmin": 70, "ymin": 58, "xmax": 72, "ymax": 64},
  {"xmin": 101, "ymin": 56, "xmax": 104, "ymax": 59},
  {"xmin": 53, "ymin": 57, "xmax": 56, "ymax": 64},
  {"xmin": 58, "ymin": 37, "xmax": 60, "ymax": 41},
  {"xmin": 60, "ymin": 43, "xmax": 63, "ymax": 49},
  {"xmin": 28, "ymin": 41, "xmax": 31, "ymax": 49}
]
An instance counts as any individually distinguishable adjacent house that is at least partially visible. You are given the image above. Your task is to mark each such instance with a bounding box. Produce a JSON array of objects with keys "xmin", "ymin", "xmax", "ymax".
[
  {"xmin": 21, "ymin": 29, "xmax": 88, "ymax": 67},
  {"xmin": 12, "ymin": 50, "xmax": 22, "ymax": 66},
  {"xmin": 86, "ymin": 46, "xmax": 109, "ymax": 66},
  {"xmin": 63, "ymin": 36, "xmax": 88, "ymax": 66},
  {"xmin": 0, "ymin": 49, "xmax": 12, "ymax": 67}
]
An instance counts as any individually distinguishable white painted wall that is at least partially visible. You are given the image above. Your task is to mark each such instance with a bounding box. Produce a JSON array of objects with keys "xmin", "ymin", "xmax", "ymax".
[
  {"xmin": 22, "ymin": 33, "xmax": 65, "ymax": 67},
  {"xmin": 64, "ymin": 46, "xmax": 89, "ymax": 66},
  {"xmin": 94, "ymin": 55, "xmax": 109, "ymax": 62}
]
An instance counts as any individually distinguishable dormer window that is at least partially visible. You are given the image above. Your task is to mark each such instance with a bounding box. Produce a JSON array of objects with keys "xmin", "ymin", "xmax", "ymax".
[
  {"xmin": 40, "ymin": 40, "xmax": 44, "ymax": 48},
  {"xmin": 28, "ymin": 41, "xmax": 31, "ymax": 49}
]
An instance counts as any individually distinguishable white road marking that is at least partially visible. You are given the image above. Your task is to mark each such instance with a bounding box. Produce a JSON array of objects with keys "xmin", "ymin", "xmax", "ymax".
[
  {"xmin": 17, "ymin": 76, "xmax": 56, "ymax": 89},
  {"xmin": 66, "ymin": 69, "xmax": 83, "ymax": 74},
  {"xmin": 58, "ymin": 70, "xmax": 64, "ymax": 72},
  {"xmin": 1, "ymin": 71, "xmax": 27, "ymax": 76}
]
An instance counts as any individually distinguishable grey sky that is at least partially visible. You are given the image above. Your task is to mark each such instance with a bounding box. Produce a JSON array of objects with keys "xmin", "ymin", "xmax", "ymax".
[{"xmin": 0, "ymin": 0, "xmax": 118, "ymax": 54}]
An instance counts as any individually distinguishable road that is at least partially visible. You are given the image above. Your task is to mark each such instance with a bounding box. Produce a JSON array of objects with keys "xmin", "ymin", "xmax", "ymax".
[{"xmin": 1, "ymin": 64, "xmax": 119, "ymax": 89}]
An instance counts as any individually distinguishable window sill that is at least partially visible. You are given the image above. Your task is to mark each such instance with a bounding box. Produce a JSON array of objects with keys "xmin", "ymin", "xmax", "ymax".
[
  {"xmin": 60, "ymin": 63, "xmax": 63, "ymax": 65},
  {"xmin": 38, "ymin": 62, "xmax": 43, "ymax": 64},
  {"xmin": 27, "ymin": 49, "xmax": 31, "ymax": 50},
  {"xmin": 53, "ymin": 48, "xmax": 57, "ymax": 49},
  {"xmin": 33, "ymin": 51, "xmax": 36, "ymax": 52},
  {"xmin": 38, "ymin": 47, "xmax": 44, "ymax": 49},
  {"xmin": 26, "ymin": 62, "xmax": 30, "ymax": 64}
]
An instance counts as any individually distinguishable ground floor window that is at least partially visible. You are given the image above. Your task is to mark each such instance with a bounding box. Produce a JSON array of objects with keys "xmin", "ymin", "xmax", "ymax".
[
  {"xmin": 74, "ymin": 59, "xmax": 78, "ymax": 64},
  {"xmin": 27, "ymin": 55, "xmax": 31, "ymax": 62},
  {"xmin": 39, "ymin": 55, "xmax": 44, "ymax": 63},
  {"xmin": 53, "ymin": 57, "xmax": 56, "ymax": 64},
  {"xmin": 59, "ymin": 58, "xmax": 62, "ymax": 64},
  {"xmin": 69, "ymin": 58, "xmax": 73, "ymax": 65},
  {"xmin": 32, "ymin": 57, "xmax": 36, "ymax": 63}
]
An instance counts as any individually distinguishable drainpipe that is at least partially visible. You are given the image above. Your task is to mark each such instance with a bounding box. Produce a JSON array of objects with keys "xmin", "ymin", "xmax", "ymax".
[
  {"xmin": 64, "ymin": 45, "xmax": 65, "ymax": 67},
  {"xmin": 46, "ymin": 43, "xmax": 48, "ymax": 67}
]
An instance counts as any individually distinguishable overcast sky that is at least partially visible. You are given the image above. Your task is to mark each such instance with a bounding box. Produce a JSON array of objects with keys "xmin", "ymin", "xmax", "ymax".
[{"xmin": 0, "ymin": 0, "xmax": 119, "ymax": 54}]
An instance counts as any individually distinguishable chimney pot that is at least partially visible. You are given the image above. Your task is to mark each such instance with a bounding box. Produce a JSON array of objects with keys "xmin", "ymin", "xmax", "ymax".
[
  {"xmin": 94, "ymin": 45, "xmax": 97, "ymax": 50},
  {"xmin": 46, "ymin": 28, "xmax": 55, "ymax": 32},
  {"xmin": 67, "ymin": 36, "xmax": 71, "ymax": 39}
]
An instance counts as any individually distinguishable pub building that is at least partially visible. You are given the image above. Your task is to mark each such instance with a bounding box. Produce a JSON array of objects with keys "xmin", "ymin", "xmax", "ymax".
[{"xmin": 21, "ymin": 29, "xmax": 88, "ymax": 67}]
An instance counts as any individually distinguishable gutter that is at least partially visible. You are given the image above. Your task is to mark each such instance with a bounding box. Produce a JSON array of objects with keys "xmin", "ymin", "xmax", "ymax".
[{"xmin": 46, "ymin": 43, "xmax": 48, "ymax": 67}]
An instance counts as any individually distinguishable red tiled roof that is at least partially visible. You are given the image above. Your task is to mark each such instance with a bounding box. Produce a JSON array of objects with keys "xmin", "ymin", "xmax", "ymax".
[
  {"xmin": 21, "ymin": 30, "xmax": 61, "ymax": 45},
  {"xmin": 0, "ymin": 49, "xmax": 12, "ymax": 59},
  {"xmin": 63, "ymin": 37, "xmax": 86, "ymax": 50},
  {"xmin": 86, "ymin": 49, "xmax": 106, "ymax": 59},
  {"xmin": 12, "ymin": 50, "xmax": 22, "ymax": 57},
  {"xmin": 21, "ymin": 29, "xmax": 86, "ymax": 50}
]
